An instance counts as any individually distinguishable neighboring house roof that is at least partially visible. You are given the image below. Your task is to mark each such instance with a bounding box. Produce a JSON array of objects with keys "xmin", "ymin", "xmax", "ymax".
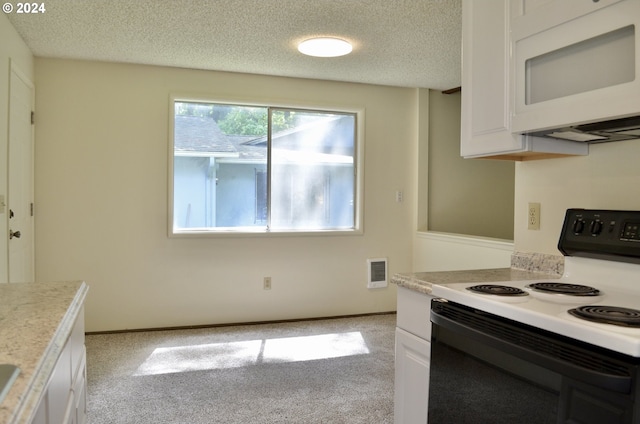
[
  {"xmin": 243, "ymin": 115, "xmax": 354, "ymax": 156},
  {"xmin": 174, "ymin": 114, "xmax": 352, "ymax": 165},
  {"xmin": 174, "ymin": 115, "xmax": 238, "ymax": 155},
  {"xmin": 174, "ymin": 115, "xmax": 267, "ymax": 160},
  {"xmin": 228, "ymin": 135, "xmax": 268, "ymax": 161}
]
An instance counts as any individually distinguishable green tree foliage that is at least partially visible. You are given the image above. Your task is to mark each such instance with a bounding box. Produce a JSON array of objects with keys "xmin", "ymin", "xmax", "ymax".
[
  {"xmin": 176, "ymin": 102, "xmax": 296, "ymax": 136},
  {"xmin": 218, "ymin": 108, "xmax": 296, "ymax": 136},
  {"xmin": 218, "ymin": 107, "xmax": 268, "ymax": 135}
]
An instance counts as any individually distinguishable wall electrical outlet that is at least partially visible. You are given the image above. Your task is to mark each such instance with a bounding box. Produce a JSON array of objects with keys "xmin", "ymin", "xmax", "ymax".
[
  {"xmin": 263, "ymin": 277, "xmax": 272, "ymax": 290},
  {"xmin": 528, "ymin": 202, "xmax": 541, "ymax": 230}
]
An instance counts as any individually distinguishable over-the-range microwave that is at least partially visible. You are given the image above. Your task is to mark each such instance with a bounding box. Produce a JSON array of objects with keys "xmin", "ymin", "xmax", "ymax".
[{"xmin": 510, "ymin": 0, "xmax": 640, "ymax": 144}]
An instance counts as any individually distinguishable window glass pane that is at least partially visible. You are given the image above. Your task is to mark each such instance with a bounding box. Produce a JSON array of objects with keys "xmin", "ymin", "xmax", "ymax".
[
  {"xmin": 172, "ymin": 102, "xmax": 357, "ymax": 234},
  {"xmin": 270, "ymin": 110, "xmax": 355, "ymax": 230},
  {"xmin": 173, "ymin": 102, "xmax": 267, "ymax": 230}
]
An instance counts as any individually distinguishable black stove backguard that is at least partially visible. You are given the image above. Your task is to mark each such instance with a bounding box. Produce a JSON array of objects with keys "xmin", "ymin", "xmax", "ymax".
[{"xmin": 558, "ymin": 209, "xmax": 640, "ymax": 264}]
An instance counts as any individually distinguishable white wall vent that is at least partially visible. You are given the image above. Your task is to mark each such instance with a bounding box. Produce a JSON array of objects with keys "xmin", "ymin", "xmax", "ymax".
[{"xmin": 367, "ymin": 258, "xmax": 388, "ymax": 289}]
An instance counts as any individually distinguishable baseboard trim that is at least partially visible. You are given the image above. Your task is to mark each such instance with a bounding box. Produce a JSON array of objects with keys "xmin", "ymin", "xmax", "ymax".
[{"xmin": 86, "ymin": 311, "xmax": 397, "ymax": 335}]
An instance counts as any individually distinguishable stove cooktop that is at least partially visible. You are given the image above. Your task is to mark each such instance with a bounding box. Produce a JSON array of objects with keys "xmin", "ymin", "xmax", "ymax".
[
  {"xmin": 431, "ymin": 209, "xmax": 640, "ymax": 358},
  {"xmin": 431, "ymin": 275, "xmax": 640, "ymax": 357}
]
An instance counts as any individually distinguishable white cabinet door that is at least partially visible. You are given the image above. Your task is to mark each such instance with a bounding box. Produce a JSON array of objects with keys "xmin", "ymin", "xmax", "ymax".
[
  {"xmin": 460, "ymin": 0, "xmax": 518, "ymax": 158},
  {"xmin": 394, "ymin": 328, "xmax": 430, "ymax": 424},
  {"xmin": 460, "ymin": 0, "xmax": 588, "ymax": 160},
  {"xmin": 511, "ymin": 0, "xmax": 624, "ymax": 41},
  {"xmin": 396, "ymin": 286, "xmax": 432, "ymax": 340},
  {"xmin": 46, "ymin": 342, "xmax": 72, "ymax": 424},
  {"xmin": 31, "ymin": 395, "xmax": 47, "ymax": 424},
  {"xmin": 395, "ymin": 287, "xmax": 433, "ymax": 423},
  {"xmin": 71, "ymin": 348, "xmax": 87, "ymax": 424},
  {"xmin": 31, "ymin": 310, "xmax": 87, "ymax": 424}
]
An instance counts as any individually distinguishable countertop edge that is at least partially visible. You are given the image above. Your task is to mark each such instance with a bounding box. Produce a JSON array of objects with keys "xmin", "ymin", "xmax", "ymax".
[
  {"xmin": 391, "ymin": 273, "xmax": 438, "ymax": 296},
  {"xmin": 391, "ymin": 268, "xmax": 560, "ymax": 296},
  {"xmin": 9, "ymin": 281, "xmax": 89, "ymax": 424},
  {"xmin": 392, "ymin": 252, "xmax": 564, "ymax": 295}
]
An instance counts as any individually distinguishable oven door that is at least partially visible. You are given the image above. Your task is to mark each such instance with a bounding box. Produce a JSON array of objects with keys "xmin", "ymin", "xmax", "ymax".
[{"xmin": 428, "ymin": 299, "xmax": 639, "ymax": 424}]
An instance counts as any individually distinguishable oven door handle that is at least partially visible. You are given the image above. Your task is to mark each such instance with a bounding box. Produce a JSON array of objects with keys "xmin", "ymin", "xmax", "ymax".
[{"xmin": 431, "ymin": 309, "xmax": 632, "ymax": 393}]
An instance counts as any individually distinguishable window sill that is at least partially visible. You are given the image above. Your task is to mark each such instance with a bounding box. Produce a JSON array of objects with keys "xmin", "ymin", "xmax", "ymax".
[{"xmin": 170, "ymin": 228, "xmax": 364, "ymax": 238}]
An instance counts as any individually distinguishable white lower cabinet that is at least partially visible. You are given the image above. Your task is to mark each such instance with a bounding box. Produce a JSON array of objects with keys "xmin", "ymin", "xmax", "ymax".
[
  {"xmin": 395, "ymin": 286, "xmax": 433, "ymax": 424},
  {"xmin": 395, "ymin": 328, "xmax": 431, "ymax": 424},
  {"xmin": 32, "ymin": 307, "xmax": 87, "ymax": 424},
  {"xmin": 47, "ymin": 344, "xmax": 72, "ymax": 424},
  {"xmin": 71, "ymin": 354, "xmax": 87, "ymax": 424}
]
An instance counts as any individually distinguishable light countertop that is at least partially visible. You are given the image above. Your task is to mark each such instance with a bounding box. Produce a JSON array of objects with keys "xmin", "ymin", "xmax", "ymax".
[
  {"xmin": 391, "ymin": 268, "xmax": 559, "ymax": 296},
  {"xmin": 0, "ymin": 281, "xmax": 88, "ymax": 424}
]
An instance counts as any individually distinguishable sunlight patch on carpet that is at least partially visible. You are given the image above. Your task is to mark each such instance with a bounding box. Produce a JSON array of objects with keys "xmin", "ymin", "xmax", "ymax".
[{"xmin": 133, "ymin": 331, "xmax": 370, "ymax": 376}]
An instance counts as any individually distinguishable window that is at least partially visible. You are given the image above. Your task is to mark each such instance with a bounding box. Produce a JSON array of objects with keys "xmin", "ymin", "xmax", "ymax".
[{"xmin": 169, "ymin": 99, "xmax": 361, "ymax": 235}]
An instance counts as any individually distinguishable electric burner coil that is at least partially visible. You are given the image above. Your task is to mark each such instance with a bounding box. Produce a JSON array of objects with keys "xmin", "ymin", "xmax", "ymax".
[
  {"xmin": 526, "ymin": 282, "xmax": 600, "ymax": 296},
  {"xmin": 569, "ymin": 305, "xmax": 640, "ymax": 327},
  {"xmin": 466, "ymin": 284, "xmax": 529, "ymax": 296}
]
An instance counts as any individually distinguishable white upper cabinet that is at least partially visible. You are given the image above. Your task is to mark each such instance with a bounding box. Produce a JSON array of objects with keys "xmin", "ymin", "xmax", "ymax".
[
  {"xmin": 511, "ymin": 0, "xmax": 640, "ymax": 134},
  {"xmin": 460, "ymin": 0, "xmax": 512, "ymax": 158},
  {"xmin": 460, "ymin": 0, "xmax": 588, "ymax": 159},
  {"xmin": 510, "ymin": 0, "xmax": 624, "ymax": 37}
]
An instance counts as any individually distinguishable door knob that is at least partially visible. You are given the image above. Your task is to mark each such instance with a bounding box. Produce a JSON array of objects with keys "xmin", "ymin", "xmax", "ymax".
[{"xmin": 9, "ymin": 230, "xmax": 20, "ymax": 239}]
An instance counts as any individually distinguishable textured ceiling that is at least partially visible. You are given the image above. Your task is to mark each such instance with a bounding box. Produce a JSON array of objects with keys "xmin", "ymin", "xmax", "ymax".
[{"xmin": 6, "ymin": 0, "xmax": 462, "ymax": 90}]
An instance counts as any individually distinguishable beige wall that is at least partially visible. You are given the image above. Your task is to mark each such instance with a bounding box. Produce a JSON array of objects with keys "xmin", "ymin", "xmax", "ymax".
[
  {"xmin": 426, "ymin": 90, "xmax": 515, "ymax": 240},
  {"xmin": 34, "ymin": 58, "xmax": 417, "ymax": 331},
  {"xmin": 0, "ymin": 14, "xmax": 34, "ymax": 282},
  {"xmin": 11, "ymin": 16, "xmax": 638, "ymax": 332},
  {"xmin": 413, "ymin": 232, "xmax": 512, "ymax": 272},
  {"xmin": 514, "ymin": 140, "xmax": 640, "ymax": 255}
]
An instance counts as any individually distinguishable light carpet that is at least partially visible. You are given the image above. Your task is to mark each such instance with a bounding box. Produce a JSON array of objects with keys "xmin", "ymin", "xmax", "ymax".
[{"xmin": 86, "ymin": 314, "xmax": 396, "ymax": 424}]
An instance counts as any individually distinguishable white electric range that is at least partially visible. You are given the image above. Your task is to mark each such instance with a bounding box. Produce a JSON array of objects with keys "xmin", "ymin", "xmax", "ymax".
[
  {"xmin": 431, "ymin": 208, "xmax": 640, "ymax": 358},
  {"xmin": 427, "ymin": 209, "xmax": 640, "ymax": 424},
  {"xmin": 432, "ymin": 256, "xmax": 640, "ymax": 357}
]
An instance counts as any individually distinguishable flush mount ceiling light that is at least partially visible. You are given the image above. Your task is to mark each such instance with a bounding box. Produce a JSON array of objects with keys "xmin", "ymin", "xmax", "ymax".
[{"xmin": 297, "ymin": 37, "xmax": 353, "ymax": 57}]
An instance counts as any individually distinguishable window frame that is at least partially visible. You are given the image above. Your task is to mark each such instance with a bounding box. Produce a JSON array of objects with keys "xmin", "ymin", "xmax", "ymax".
[{"xmin": 168, "ymin": 94, "xmax": 365, "ymax": 237}]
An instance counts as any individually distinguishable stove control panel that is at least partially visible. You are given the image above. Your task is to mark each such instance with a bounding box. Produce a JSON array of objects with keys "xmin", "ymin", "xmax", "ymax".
[
  {"xmin": 622, "ymin": 222, "xmax": 640, "ymax": 241},
  {"xmin": 559, "ymin": 209, "xmax": 640, "ymax": 264}
]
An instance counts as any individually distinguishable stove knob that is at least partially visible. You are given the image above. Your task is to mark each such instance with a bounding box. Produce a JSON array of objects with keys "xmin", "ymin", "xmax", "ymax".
[
  {"xmin": 590, "ymin": 220, "xmax": 603, "ymax": 235},
  {"xmin": 573, "ymin": 219, "xmax": 585, "ymax": 234}
]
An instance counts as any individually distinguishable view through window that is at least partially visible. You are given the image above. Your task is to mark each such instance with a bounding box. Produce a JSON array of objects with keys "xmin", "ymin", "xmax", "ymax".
[{"xmin": 171, "ymin": 101, "xmax": 359, "ymax": 234}]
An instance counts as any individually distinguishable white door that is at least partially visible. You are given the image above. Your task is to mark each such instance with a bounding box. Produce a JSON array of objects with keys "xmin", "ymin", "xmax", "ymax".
[{"xmin": 8, "ymin": 63, "xmax": 35, "ymax": 283}]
